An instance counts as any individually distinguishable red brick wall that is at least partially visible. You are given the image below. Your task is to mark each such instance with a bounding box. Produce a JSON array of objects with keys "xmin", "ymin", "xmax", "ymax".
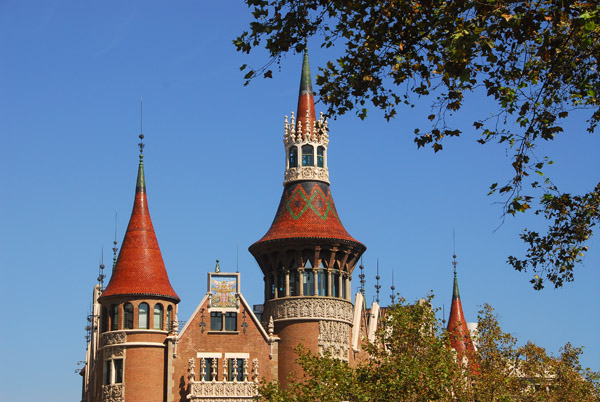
[
  {"xmin": 275, "ymin": 320, "xmax": 319, "ymax": 389},
  {"xmin": 170, "ymin": 297, "xmax": 276, "ymax": 402}
]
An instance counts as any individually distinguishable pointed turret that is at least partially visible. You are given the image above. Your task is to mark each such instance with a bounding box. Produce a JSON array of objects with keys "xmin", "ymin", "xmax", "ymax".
[
  {"xmin": 99, "ymin": 147, "xmax": 179, "ymax": 302},
  {"xmin": 447, "ymin": 260, "xmax": 476, "ymax": 367},
  {"xmin": 250, "ymin": 52, "xmax": 366, "ymax": 388},
  {"xmin": 296, "ymin": 51, "xmax": 316, "ymax": 135}
]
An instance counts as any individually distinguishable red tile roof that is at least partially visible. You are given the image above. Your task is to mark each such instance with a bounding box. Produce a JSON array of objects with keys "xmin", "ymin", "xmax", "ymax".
[
  {"xmin": 252, "ymin": 181, "xmax": 363, "ymax": 247},
  {"xmin": 447, "ymin": 272, "xmax": 477, "ymax": 371},
  {"xmin": 100, "ymin": 157, "xmax": 179, "ymax": 302}
]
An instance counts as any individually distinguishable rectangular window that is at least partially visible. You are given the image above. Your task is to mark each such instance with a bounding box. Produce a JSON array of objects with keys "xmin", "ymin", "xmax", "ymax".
[
  {"xmin": 204, "ymin": 358, "xmax": 218, "ymax": 381},
  {"xmin": 342, "ymin": 276, "xmax": 347, "ymax": 299},
  {"xmin": 318, "ymin": 270, "xmax": 328, "ymax": 296},
  {"xmin": 227, "ymin": 358, "xmax": 245, "ymax": 381},
  {"xmin": 104, "ymin": 360, "xmax": 112, "ymax": 385},
  {"xmin": 332, "ymin": 271, "xmax": 340, "ymax": 298},
  {"xmin": 225, "ymin": 312, "xmax": 237, "ymax": 331},
  {"xmin": 114, "ymin": 359, "xmax": 123, "ymax": 383},
  {"xmin": 210, "ymin": 312, "xmax": 223, "ymax": 331}
]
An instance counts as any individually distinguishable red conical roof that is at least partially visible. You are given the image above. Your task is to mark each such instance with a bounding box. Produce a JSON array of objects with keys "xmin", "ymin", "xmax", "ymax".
[
  {"xmin": 252, "ymin": 181, "xmax": 362, "ymax": 245},
  {"xmin": 296, "ymin": 51, "xmax": 316, "ymax": 137},
  {"xmin": 100, "ymin": 154, "xmax": 179, "ymax": 302},
  {"xmin": 447, "ymin": 271, "xmax": 477, "ymax": 370}
]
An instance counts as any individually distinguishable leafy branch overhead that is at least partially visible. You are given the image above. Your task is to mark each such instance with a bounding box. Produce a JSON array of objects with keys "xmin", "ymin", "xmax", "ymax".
[{"xmin": 235, "ymin": 0, "xmax": 600, "ymax": 289}]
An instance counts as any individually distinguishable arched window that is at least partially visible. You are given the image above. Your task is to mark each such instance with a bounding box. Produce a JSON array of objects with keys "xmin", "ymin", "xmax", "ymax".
[
  {"xmin": 303, "ymin": 259, "xmax": 315, "ymax": 296},
  {"xmin": 153, "ymin": 304, "xmax": 164, "ymax": 330},
  {"xmin": 110, "ymin": 304, "xmax": 119, "ymax": 331},
  {"xmin": 302, "ymin": 145, "xmax": 314, "ymax": 166},
  {"xmin": 138, "ymin": 303, "xmax": 149, "ymax": 329},
  {"xmin": 289, "ymin": 146, "xmax": 298, "ymax": 168},
  {"xmin": 317, "ymin": 146, "xmax": 325, "ymax": 168},
  {"xmin": 166, "ymin": 305, "xmax": 173, "ymax": 332},
  {"xmin": 124, "ymin": 303, "xmax": 134, "ymax": 329}
]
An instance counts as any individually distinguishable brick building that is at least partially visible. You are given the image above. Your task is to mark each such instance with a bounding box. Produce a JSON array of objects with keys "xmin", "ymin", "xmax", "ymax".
[{"xmin": 80, "ymin": 52, "xmax": 474, "ymax": 402}]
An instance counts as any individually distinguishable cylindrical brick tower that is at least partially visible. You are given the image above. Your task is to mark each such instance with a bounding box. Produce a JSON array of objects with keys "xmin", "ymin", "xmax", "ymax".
[
  {"xmin": 249, "ymin": 52, "xmax": 366, "ymax": 387},
  {"xmin": 97, "ymin": 140, "xmax": 180, "ymax": 402}
]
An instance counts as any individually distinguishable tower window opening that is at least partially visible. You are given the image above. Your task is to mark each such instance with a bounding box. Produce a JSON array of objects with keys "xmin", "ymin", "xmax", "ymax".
[
  {"xmin": 318, "ymin": 269, "xmax": 328, "ymax": 296},
  {"xmin": 124, "ymin": 303, "xmax": 134, "ymax": 329},
  {"xmin": 289, "ymin": 269, "xmax": 299, "ymax": 296},
  {"xmin": 302, "ymin": 145, "xmax": 314, "ymax": 166},
  {"xmin": 332, "ymin": 270, "xmax": 340, "ymax": 298},
  {"xmin": 109, "ymin": 305, "xmax": 118, "ymax": 331},
  {"xmin": 317, "ymin": 146, "xmax": 325, "ymax": 168},
  {"xmin": 104, "ymin": 359, "xmax": 112, "ymax": 385},
  {"xmin": 277, "ymin": 270, "xmax": 285, "ymax": 297},
  {"xmin": 104, "ymin": 358, "xmax": 123, "ymax": 385},
  {"xmin": 289, "ymin": 146, "xmax": 298, "ymax": 168},
  {"xmin": 153, "ymin": 304, "xmax": 164, "ymax": 330},
  {"xmin": 167, "ymin": 305, "xmax": 173, "ymax": 332},
  {"xmin": 268, "ymin": 274, "xmax": 275, "ymax": 300},
  {"xmin": 101, "ymin": 307, "xmax": 108, "ymax": 333},
  {"xmin": 303, "ymin": 268, "xmax": 315, "ymax": 296},
  {"xmin": 342, "ymin": 274, "xmax": 347, "ymax": 299},
  {"xmin": 138, "ymin": 302, "xmax": 149, "ymax": 329}
]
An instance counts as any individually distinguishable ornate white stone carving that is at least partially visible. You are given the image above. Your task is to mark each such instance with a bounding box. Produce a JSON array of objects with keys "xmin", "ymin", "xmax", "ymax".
[
  {"xmin": 284, "ymin": 166, "xmax": 330, "ymax": 185},
  {"xmin": 283, "ymin": 111, "xmax": 330, "ymax": 185},
  {"xmin": 264, "ymin": 297, "xmax": 353, "ymax": 324},
  {"xmin": 252, "ymin": 359, "xmax": 259, "ymax": 382},
  {"xmin": 188, "ymin": 381, "xmax": 257, "ymax": 401},
  {"xmin": 188, "ymin": 358, "xmax": 196, "ymax": 382},
  {"xmin": 102, "ymin": 384, "xmax": 123, "ymax": 402},
  {"xmin": 102, "ymin": 332, "xmax": 126, "ymax": 346},
  {"xmin": 318, "ymin": 320, "xmax": 350, "ymax": 361}
]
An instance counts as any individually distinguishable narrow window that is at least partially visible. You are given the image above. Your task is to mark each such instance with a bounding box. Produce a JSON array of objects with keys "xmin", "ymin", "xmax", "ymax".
[
  {"xmin": 167, "ymin": 305, "xmax": 173, "ymax": 332},
  {"xmin": 303, "ymin": 269, "xmax": 314, "ymax": 296},
  {"xmin": 317, "ymin": 146, "xmax": 325, "ymax": 167},
  {"xmin": 342, "ymin": 275, "xmax": 347, "ymax": 299},
  {"xmin": 332, "ymin": 270, "xmax": 340, "ymax": 298},
  {"xmin": 153, "ymin": 304, "xmax": 164, "ymax": 330},
  {"xmin": 114, "ymin": 359, "xmax": 123, "ymax": 383},
  {"xmin": 277, "ymin": 269, "xmax": 285, "ymax": 297},
  {"xmin": 302, "ymin": 145, "xmax": 314, "ymax": 166},
  {"xmin": 204, "ymin": 358, "xmax": 217, "ymax": 381},
  {"xmin": 289, "ymin": 146, "xmax": 298, "ymax": 168},
  {"xmin": 110, "ymin": 304, "xmax": 119, "ymax": 331},
  {"xmin": 318, "ymin": 269, "xmax": 328, "ymax": 296},
  {"xmin": 124, "ymin": 303, "xmax": 134, "ymax": 329},
  {"xmin": 104, "ymin": 359, "xmax": 112, "ymax": 385},
  {"xmin": 289, "ymin": 268, "xmax": 298, "ymax": 296},
  {"xmin": 210, "ymin": 312, "xmax": 223, "ymax": 331},
  {"xmin": 269, "ymin": 274, "xmax": 275, "ymax": 300},
  {"xmin": 101, "ymin": 307, "xmax": 108, "ymax": 333},
  {"xmin": 225, "ymin": 312, "xmax": 237, "ymax": 331},
  {"xmin": 138, "ymin": 303, "xmax": 149, "ymax": 329}
]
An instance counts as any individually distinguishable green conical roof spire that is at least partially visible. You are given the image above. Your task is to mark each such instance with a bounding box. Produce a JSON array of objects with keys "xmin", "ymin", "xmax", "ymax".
[
  {"xmin": 299, "ymin": 51, "xmax": 313, "ymax": 96},
  {"xmin": 452, "ymin": 271, "xmax": 460, "ymax": 300}
]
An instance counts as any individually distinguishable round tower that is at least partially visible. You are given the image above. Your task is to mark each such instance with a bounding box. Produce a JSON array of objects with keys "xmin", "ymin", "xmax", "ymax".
[
  {"xmin": 97, "ymin": 138, "xmax": 179, "ymax": 402},
  {"xmin": 249, "ymin": 52, "xmax": 366, "ymax": 387}
]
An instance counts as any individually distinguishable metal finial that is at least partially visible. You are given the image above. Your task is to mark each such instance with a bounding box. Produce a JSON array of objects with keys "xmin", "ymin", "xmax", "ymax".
[
  {"xmin": 359, "ymin": 258, "xmax": 365, "ymax": 296},
  {"xmin": 452, "ymin": 227, "xmax": 457, "ymax": 274},
  {"xmin": 442, "ymin": 304, "xmax": 446, "ymax": 326},
  {"xmin": 112, "ymin": 211, "xmax": 118, "ymax": 269},
  {"xmin": 138, "ymin": 98, "xmax": 145, "ymax": 156},
  {"xmin": 97, "ymin": 246, "xmax": 106, "ymax": 286},
  {"xmin": 390, "ymin": 269, "xmax": 396, "ymax": 304},
  {"xmin": 375, "ymin": 258, "xmax": 381, "ymax": 304},
  {"xmin": 215, "ymin": 259, "xmax": 221, "ymax": 273}
]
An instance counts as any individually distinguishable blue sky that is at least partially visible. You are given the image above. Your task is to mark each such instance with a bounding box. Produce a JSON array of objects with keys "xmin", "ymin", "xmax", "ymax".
[{"xmin": 0, "ymin": 1, "xmax": 598, "ymax": 401}]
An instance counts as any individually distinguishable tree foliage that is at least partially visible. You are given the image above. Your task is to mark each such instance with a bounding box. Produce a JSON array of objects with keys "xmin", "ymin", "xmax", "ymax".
[
  {"xmin": 257, "ymin": 298, "xmax": 600, "ymax": 402},
  {"xmin": 235, "ymin": 0, "xmax": 600, "ymax": 289}
]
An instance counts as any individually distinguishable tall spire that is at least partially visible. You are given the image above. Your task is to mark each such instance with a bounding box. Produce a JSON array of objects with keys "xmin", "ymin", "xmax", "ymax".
[
  {"xmin": 99, "ymin": 138, "xmax": 179, "ymax": 302},
  {"xmin": 446, "ymin": 256, "xmax": 476, "ymax": 370},
  {"xmin": 296, "ymin": 50, "xmax": 316, "ymax": 132}
]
